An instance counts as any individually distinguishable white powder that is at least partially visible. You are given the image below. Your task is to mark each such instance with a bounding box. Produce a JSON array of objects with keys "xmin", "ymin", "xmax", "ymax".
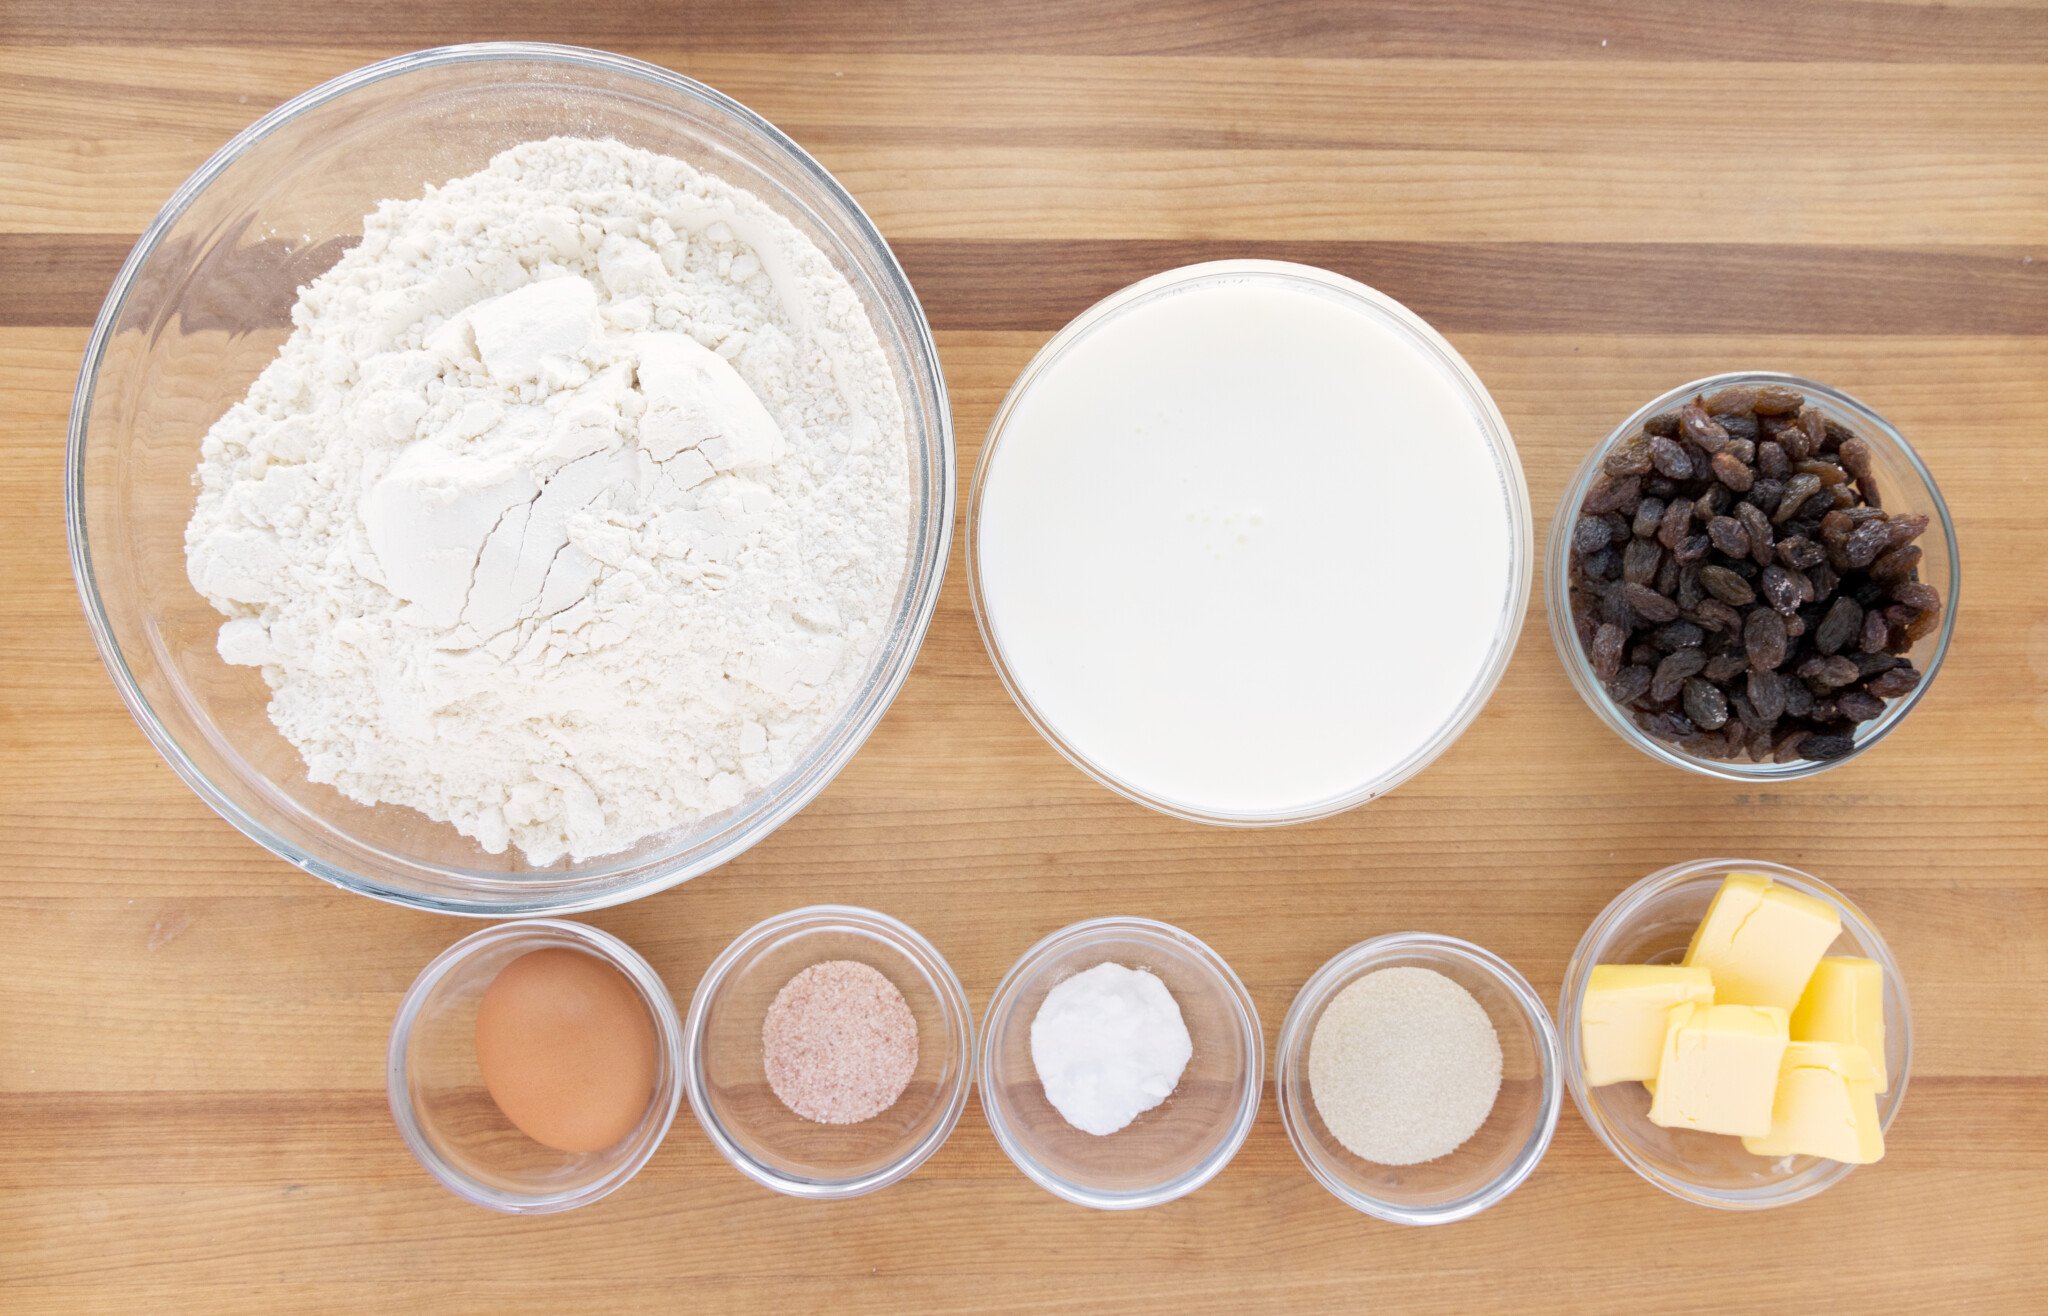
[
  {"xmin": 1030, "ymin": 962, "xmax": 1193, "ymax": 1136},
  {"xmin": 185, "ymin": 138, "xmax": 909, "ymax": 864},
  {"xmin": 1308, "ymin": 966, "xmax": 1503, "ymax": 1166}
]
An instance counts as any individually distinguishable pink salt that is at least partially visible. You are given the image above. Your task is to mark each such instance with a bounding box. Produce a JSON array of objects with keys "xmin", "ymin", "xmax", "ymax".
[{"xmin": 762, "ymin": 960, "xmax": 919, "ymax": 1124}]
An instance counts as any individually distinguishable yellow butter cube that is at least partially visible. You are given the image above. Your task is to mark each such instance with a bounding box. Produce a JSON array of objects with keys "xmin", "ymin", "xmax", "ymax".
[
  {"xmin": 1743, "ymin": 1041, "xmax": 1886, "ymax": 1165},
  {"xmin": 1580, "ymin": 964, "xmax": 1716, "ymax": 1086},
  {"xmin": 1684, "ymin": 873, "xmax": 1841, "ymax": 1011},
  {"xmin": 1646, "ymin": 1001, "xmax": 1789, "ymax": 1138},
  {"xmin": 1791, "ymin": 957, "xmax": 1888, "ymax": 1093}
]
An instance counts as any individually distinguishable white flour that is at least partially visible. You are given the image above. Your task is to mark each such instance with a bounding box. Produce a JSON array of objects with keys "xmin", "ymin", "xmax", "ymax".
[{"xmin": 185, "ymin": 138, "xmax": 909, "ymax": 864}]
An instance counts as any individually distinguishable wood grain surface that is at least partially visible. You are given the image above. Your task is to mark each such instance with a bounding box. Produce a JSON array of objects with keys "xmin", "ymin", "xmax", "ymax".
[{"xmin": 3, "ymin": 3, "xmax": 2045, "ymax": 1311}]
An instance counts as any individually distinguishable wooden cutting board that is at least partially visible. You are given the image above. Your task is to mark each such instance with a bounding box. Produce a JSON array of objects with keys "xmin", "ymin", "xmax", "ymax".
[{"xmin": 3, "ymin": 3, "xmax": 2044, "ymax": 1310}]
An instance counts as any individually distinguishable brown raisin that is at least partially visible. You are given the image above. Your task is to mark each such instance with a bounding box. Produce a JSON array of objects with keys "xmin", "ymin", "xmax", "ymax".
[
  {"xmin": 1706, "ymin": 515, "xmax": 1750, "ymax": 559},
  {"xmin": 1680, "ymin": 402, "xmax": 1730, "ymax": 453},
  {"xmin": 1735, "ymin": 502, "xmax": 1774, "ymax": 566},
  {"xmin": 1814, "ymin": 597, "xmax": 1862, "ymax": 656},
  {"xmin": 1703, "ymin": 649, "xmax": 1748, "ymax": 684},
  {"xmin": 1682, "ymin": 677, "xmax": 1730, "ymax": 730},
  {"xmin": 1643, "ymin": 410, "xmax": 1682, "ymax": 438},
  {"xmin": 1604, "ymin": 437, "xmax": 1655, "ymax": 477},
  {"xmin": 1653, "ymin": 620, "xmax": 1705, "ymax": 650},
  {"xmin": 1775, "ymin": 536, "xmax": 1826, "ymax": 570},
  {"xmin": 1745, "ymin": 607, "xmax": 1789, "ymax": 671},
  {"xmin": 1721, "ymin": 414, "xmax": 1761, "ymax": 442},
  {"xmin": 1747, "ymin": 668, "xmax": 1789, "ymax": 722},
  {"xmin": 1651, "ymin": 648, "xmax": 1708, "ymax": 702},
  {"xmin": 1649, "ymin": 436, "xmax": 1693, "ymax": 479},
  {"xmin": 1703, "ymin": 386, "xmax": 1757, "ymax": 415},
  {"xmin": 1803, "ymin": 732, "xmax": 1855, "ymax": 761},
  {"xmin": 1903, "ymin": 607, "xmax": 1943, "ymax": 643},
  {"xmin": 1590, "ymin": 623, "xmax": 1626, "ymax": 680},
  {"xmin": 1693, "ymin": 599, "xmax": 1744, "ymax": 635},
  {"xmin": 1836, "ymin": 690, "xmax": 1885, "ymax": 723},
  {"xmin": 1584, "ymin": 474, "xmax": 1641, "ymax": 515},
  {"xmin": 1752, "ymin": 385, "xmax": 1804, "ymax": 416},
  {"xmin": 1871, "ymin": 544, "xmax": 1922, "ymax": 584},
  {"xmin": 1744, "ymin": 605, "xmax": 1794, "ymax": 671},
  {"xmin": 1573, "ymin": 515, "xmax": 1614, "ymax": 554},
  {"xmin": 1699, "ymin": 564, "xmax": 1756, "ymax": 606},
  {"xmin": 1867, "ymin": 666, "xmax": 1922, "ymax": 698},
  {"xmin": 1657, "ymin": 498, "xmax": 1694, "ymax": 550},
  {"xmin": 1710, "ymin": 451, "xmax": 1755, "ymax": 492},
  {"xmin": 1607, "ymin": 663, "xmax": 1654, "ymax": 705},
  {"xmin": 1772, "ymin": 729, "xmax": 1814, "ymax": 762},
  {"xmin": 1893, "ymin": 581, "xmax": 1941, "ymax": 614},
  {"xmin": 1798, "ymin": 458, "xmax": 1848, "ymax": 488},
  {"xmin": 1620, "ymin": 581, "xmax": 1680, "ymax": 624},
  {"xmin": 1797, "ymin": 407, "xmax": 1829, "ymax": 454},
  {"xmin": 1800, "ymin": 655, "xmax": 1860, "ymax": 689},
  {"xmin": 1843, "ymin": 519, "xmax": 1893, "ymax": 569},
  {"xmin": 1773, "ymin": 473, "xmax": 1823, "ymax": 525},
  {"xmin": 1622, "ymin": 538, "xmax": 1663, "ymax": 585},
  {"xmin": 1761, "ymin": 565, "xmax": 1805, "ymax": 614},
  {"xmin": 1882, "ymin": 513, "xmax": 1929, "ymax": 550}
]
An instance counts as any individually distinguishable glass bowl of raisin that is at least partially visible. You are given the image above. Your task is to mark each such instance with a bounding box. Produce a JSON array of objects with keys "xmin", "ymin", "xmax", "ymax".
[{"xmin": 1547, "ymin": 372, "xmax": 1957, "ymax": 778}]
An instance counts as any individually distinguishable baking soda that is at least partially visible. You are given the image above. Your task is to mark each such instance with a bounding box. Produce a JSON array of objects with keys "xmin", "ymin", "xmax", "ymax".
[{"xmin": 1030, "ymin": 962, "xmax": 1193, "ymax": 1136}]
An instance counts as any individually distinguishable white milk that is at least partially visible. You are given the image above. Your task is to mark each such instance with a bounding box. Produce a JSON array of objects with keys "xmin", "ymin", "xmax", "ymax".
[{"xmin": 974, "ymin": 264, "xmax": 1523, "ymax": 819}]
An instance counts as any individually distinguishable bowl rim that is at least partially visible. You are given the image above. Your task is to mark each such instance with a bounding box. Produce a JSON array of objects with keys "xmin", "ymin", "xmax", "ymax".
[
  {"xmin": 976, "ymin": 915, "xmax": 1265, "ymax": 1211},
  {"xmin": 63, "ymin": 41, "xmax": 954, "ymax": 916},
  {"xmin": 1545, "ymin": 369, "xmax": 1960, "ymax": 781},
  {"xmin": 1275, "ymin": 931, "xmax": 1562, "ymax": 1225},
  {"xmin": 385, "ymin": 917, "xmax": 685, "ymax": 1214},
  {"xmin": 965, "ymin": 258, "xmax": 1533, "ymax": 827},
  {"xmin": 681, "ymin": 904, "xmax": 975, "ymax": 1200},
  {"xmin": 1556, "ymin": 858, "xmax": 1913, "ymax": 1211}
]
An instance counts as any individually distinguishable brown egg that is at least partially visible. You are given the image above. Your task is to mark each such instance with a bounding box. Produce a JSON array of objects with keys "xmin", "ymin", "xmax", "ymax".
[{"xmin": 473, "ymin": 948, "xmax": 659, "ymax": 1154}]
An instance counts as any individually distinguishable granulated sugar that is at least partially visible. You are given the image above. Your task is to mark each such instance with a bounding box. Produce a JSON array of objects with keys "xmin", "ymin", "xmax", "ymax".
[
  {"xmin": 1308, "ymin": 965, "xmax": 1502, "ymax": 1165},
  {"xmin": 762, "ymin": 960, "xmax": 918, "ymax": 1124}
]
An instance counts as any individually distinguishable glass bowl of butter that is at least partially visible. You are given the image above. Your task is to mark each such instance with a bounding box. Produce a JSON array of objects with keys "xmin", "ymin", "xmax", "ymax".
[{"xmin": 1560, "ymin": 858, "xmax": 1911, "ymax": 1210}]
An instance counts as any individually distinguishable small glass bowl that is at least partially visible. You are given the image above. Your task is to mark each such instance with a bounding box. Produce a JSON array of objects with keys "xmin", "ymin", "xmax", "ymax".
[
  {"xmin": 978, "ymin": 917, "xmax": 1262, "ymax": 1210},
  {"xmin": 387, "ymin": 919, "xmax": 683, "ymax": 1213},
  {"xmin": 1559, "ymin": 858, "xmax": 1911, "ymax": 1210},
  {"xmin": 683, "ymin": 906, "xmax": 973, "ymax": 1199},
  {"xmin": 1276, "ymin": 933, "xmax": 1561, "ymax": 1225},
  {"xmin": 1547, "ymin": 371, "xmax": 1958, "ymax": 780}
]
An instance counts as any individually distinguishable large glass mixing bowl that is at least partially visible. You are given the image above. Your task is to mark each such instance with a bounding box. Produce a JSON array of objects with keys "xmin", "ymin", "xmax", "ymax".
[{"xmin": 65, "ymin": 44, "xmax": 953, "ymax": 914}]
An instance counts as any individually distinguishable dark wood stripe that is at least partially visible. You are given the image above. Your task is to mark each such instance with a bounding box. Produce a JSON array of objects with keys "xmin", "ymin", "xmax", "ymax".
[
  {"xmin": 2, "ymin": 0, "xmax": 2041, "ymax": 62},
  {"xmin": 0, "ymin": 234, "xmax": 133, "ymax": 330},
  {"xmin": 7, "ymin": 234, "xmax": 2041, "ymax": 337},
  {"xmin": 897, "ymin": 241, "xmax": 2047, "ymax": 336}
]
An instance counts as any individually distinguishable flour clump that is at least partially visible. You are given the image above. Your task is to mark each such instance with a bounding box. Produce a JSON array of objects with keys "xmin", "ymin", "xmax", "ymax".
[{"xmin": 185, "ymin": 138, "xmax": 910, "ymax": 864}]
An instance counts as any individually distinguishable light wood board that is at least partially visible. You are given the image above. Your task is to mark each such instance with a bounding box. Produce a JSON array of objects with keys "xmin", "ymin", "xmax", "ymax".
[{"xmin": 2, "ymin": 3, "xmax": 2044, "ymax": 1311}]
